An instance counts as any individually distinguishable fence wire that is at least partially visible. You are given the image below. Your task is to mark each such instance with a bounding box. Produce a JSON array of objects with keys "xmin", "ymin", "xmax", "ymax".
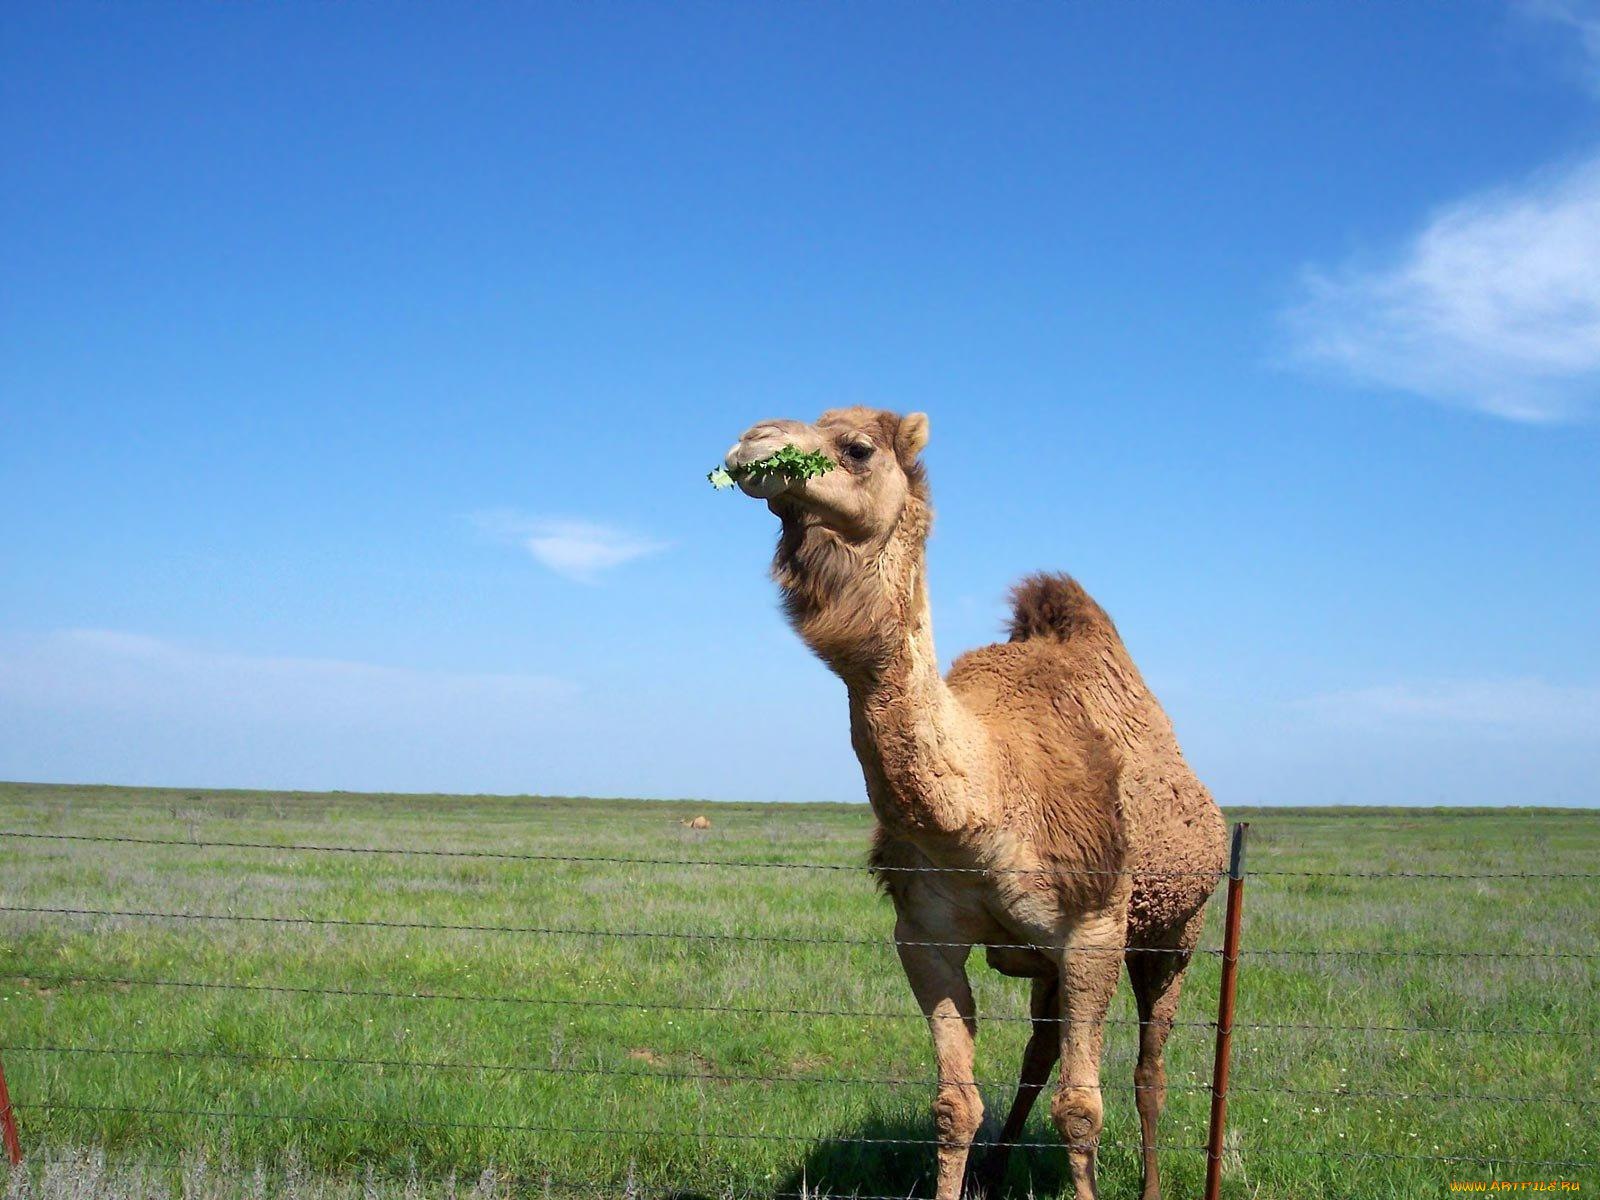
[
  {"xmin": 13, "ymin": 1103, "xmax": 1600, "ymax": 1172},
  {"xmin": 0, "ymin": 903, "xmax": 1219, "ymax": 955},
  {"xmin": 5, "ymin": 903, "xmax": 1596, "ymax": 961},
  {"xmin": 1, "ymin": 823, "xmax": 1595, "ymax": 1189},
  {"xmin": 2, "ymin": 1042, "xmax": 1197, "ymax": 1094},
  {"xmin": 0, "ymin": 971, "xmax": 1580, "ymax": 1038},
  {"xmin": 5, "ymin": 1043, "xmax": 1595, "ymax": 1107},
  {"xmin": 5, "ymin": 828, "xmax": 1599, "ymax": 880},
  {"xmin": 12, "ymin": 1101, "xmax": 1160, "ymax": 1154}
]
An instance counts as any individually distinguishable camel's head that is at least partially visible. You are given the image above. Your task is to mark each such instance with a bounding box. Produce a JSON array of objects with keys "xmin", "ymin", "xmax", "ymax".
[{"xmin": 722, "ymin": 407, "xmax": 930, "ymax": 544}]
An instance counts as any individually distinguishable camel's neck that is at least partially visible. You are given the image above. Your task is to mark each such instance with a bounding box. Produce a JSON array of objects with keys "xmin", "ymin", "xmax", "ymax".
[
  {"xmin": 844, "ymin": 578, "xmax": 989, "ymax": 835},
  {"xmin": 775, "ymin": 507, "xmax": 986, "ymax": 834}
]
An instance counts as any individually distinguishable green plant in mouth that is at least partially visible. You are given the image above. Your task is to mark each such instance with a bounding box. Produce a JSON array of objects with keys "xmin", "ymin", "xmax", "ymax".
[{"xmin": 708, "ymin": 444, "xmax": 837, "ymax": 489}]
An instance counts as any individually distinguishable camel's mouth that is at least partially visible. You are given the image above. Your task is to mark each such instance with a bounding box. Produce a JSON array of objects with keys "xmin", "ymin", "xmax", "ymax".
[
  {"xmin": 718, "ymin": 446, "xmax": 792, "ymax": 500},
  {"xmin": 717, "ymin": 437, "xmax": 833, "ymax": 502},
  {"xmin": 737, "ymin": 471, "xmax": 791, "ymax": 500}
]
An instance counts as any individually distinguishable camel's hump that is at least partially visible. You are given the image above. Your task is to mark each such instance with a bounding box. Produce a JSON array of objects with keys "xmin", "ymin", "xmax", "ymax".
[{"xmin": 1006, "ymin": 572, "xmax": 1118, "ymax": 644}]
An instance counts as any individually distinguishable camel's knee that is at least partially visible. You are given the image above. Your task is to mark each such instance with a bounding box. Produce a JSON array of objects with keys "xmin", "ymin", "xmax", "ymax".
[
  {"xmin": 1134, "ymin": 1058, "xmax": 1167, "ymax": 1111},
  {"xmin": 933, "ymin": 1084, "xmax": 984, "ymax": 1146},
  {"xmin": 1050, "ymin": 1086, "xmax": 1103, "ymax": 1147}
]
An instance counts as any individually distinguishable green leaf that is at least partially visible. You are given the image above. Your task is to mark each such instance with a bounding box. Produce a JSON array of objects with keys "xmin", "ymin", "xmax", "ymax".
[{"xmin": 708, "ymin": 444, "xmax": 836, "ymax": 491}]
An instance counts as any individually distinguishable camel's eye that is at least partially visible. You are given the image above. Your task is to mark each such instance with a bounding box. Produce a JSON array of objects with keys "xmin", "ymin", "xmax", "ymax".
[{"xmin": 843, "ymin": 442, "xmax": 874, "ymax": 463}]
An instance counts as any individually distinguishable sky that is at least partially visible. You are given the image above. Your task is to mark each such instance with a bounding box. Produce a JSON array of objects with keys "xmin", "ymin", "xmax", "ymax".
[{"xmin": 2, "ymin": 3, "xmax": 1597, "ymax": 807}]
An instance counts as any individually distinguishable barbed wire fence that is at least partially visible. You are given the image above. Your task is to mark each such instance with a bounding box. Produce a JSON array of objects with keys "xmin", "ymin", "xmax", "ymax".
[{"xmin": 0, "ymin": 823, "xmax": 1596, "ymax": 1198}]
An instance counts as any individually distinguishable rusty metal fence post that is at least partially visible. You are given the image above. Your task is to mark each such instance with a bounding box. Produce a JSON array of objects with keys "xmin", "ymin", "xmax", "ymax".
[
  {"xmin": 0, "ymin": 1044, "xmax": 22, "ymax": 1166},
  {"xmin": 1203, "ymin": 821, "xmax": 1248, "ymax": 1200}
]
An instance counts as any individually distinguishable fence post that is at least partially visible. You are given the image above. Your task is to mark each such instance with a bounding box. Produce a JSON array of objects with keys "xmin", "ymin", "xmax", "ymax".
[
  {"xmin": 0, "ymin": 1044, "xmax": 21, "ymax": 1166},
  {"xmin": 1203, "ymin": 821, "xmax": 1248, "ymax": 1200}
]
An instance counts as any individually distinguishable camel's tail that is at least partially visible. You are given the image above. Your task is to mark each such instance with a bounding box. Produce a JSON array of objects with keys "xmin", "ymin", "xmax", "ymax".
[{"xmin": 1006, "ymin": 572, "xmax": 1117, "ymax": 644}]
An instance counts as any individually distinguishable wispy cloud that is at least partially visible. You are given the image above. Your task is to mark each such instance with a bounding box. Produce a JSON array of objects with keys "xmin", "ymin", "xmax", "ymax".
[
  {"xmin": 0, "ymin": 629, "xmax": 577, "ymax": 792},
  {"xmin": 1284, "ymin": 152, "xmax": 1600, "ymax": 422},
  {"xmin": 1519, "ymin": 0, "xmax": 1600, "ymax": 91},
  {"xmin": 474, "ymin": 511, "xmax": 668, "ymax": 583},
  {"xmin": 1297, "ymin": 678, "xmax": 1600, "ymax": 739},
  {"xmin": 0, "ymin": 629, "xmax": 571, "ymax": 724},
  {"xmin": 1284, "ymin": 4, "xmax": 1600, "ymax": 422}
]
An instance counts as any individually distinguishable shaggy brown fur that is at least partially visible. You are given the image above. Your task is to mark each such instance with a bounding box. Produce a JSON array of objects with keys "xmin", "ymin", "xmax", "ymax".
[
  {"xmin": 1005, "ymin": 572, "xmax": 1227, "ymax": 939},
  {"xmin": 722, "ymin": 407, "xmax": 1227, "ymax": 1200},
  {"xmin": 1007, "ymin": 572, "xmax": 1116, "ymax": 644}
]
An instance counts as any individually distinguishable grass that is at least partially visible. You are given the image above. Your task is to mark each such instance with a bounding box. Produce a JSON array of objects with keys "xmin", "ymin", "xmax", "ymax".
[{"xmin": 0, "ymin": 781, "xmax": 1595, "ymax": 1198}]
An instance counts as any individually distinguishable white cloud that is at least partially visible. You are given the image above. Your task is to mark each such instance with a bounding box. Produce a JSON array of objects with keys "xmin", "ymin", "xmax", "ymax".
[
  {"xmin": 0, "ymin": 629, "xmax": 580, "ymax": 792},
  {"xmin": 474, "ymin": 512, "xmax": 667, "ymax": 583},
  {"xmin": 1297, "ymin": 678, "xmax": 1600, "ymax": 739},
  {"xmin": 1284, "ymin": 153, "xmax": 1600, "ymax": 422},
  {"xmin": 1519, "ymin": 0, "xmax": 1600, "ymax": 91},
  {"xmin": 0, "ymin": 629, "xmax": 571, "ymax": 726}
]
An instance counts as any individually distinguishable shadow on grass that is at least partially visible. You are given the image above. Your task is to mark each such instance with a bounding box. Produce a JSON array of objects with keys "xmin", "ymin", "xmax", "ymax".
[{"xmin": 766, "ymin": 1112, "xmax": 1072, "ymax": 1200}]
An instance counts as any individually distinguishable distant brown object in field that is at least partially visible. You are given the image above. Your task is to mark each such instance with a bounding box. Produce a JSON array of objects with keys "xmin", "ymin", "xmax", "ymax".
[{"xmin": 681, "ymin": 816, "xmax": 712, "ymax": 830}]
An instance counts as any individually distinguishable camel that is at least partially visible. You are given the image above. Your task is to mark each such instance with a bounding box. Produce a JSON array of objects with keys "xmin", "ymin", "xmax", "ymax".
[{"xmin": 721, "ymin": 408, "xmax": 1227, "ymax": 1200}]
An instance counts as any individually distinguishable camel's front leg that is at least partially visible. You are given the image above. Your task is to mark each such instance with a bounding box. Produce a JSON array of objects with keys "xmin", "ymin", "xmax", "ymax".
[
  {"xmin": 1052, "ymin": 910, "xmax": 1126, "ymax": 1200},
  {"xmin": 896, "ymin": 921, "xmax": 982, "ymax": 1200}
]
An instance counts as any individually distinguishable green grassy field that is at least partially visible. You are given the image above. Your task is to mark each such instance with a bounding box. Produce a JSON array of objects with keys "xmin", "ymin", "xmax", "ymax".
[{"xmin": 0, "ymin": 782, "xmax": 1595, "ymax": 1199}]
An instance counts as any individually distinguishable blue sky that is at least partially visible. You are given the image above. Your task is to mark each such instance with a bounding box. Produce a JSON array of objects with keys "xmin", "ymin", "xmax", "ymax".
[{"xmin": 2, "ymin": 2, "xmax": 1597, "ymax": 806}]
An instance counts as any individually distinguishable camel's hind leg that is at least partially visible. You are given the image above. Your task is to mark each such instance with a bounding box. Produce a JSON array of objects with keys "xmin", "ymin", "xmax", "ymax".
[
  {"xmin": 1126, "ymin": 912, "xmax": 1205, "ymax": 1200},
  {"xmin": 974, "ymin": 975, "xmax": 1060, "ymax": 1195},
  {"xmin": 1052, "ymin": 908, "xmax": 1126, "ymax": 1200},
  {"xmin": 895, "ymin": 921, "xmax": 983, "ymax": 1200}
]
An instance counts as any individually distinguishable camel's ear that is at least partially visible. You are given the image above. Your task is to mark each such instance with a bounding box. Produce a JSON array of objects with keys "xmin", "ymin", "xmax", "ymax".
[{"xmin": 896, "ymin": 412, "xmax": 930, "ymax": 462}]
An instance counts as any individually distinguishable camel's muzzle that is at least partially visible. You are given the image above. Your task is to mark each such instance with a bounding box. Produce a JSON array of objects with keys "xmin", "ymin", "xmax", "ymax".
[
  {"xmin": 733, "ymin": 467, "xmax": 791, "ymax": 500},
  {"xmin": 724, "ymin": 423, "xmax": 806, "ymax": 500}
]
